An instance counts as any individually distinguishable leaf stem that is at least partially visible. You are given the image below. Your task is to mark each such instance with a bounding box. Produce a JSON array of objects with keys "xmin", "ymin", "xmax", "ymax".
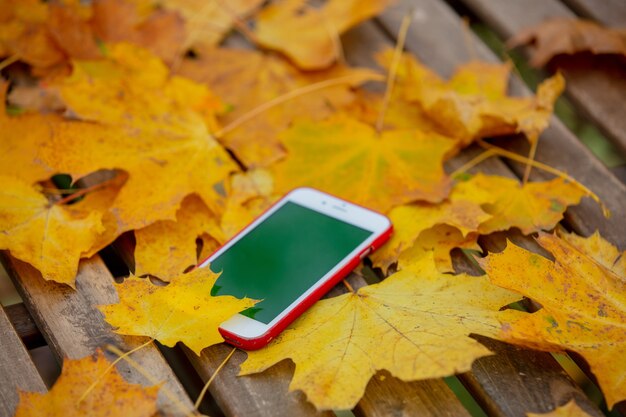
[
  {"xmin": 194, "ymin": 347, "xmax": 237, "ymax": 410},
  {"xmin": 450, "ymin": 148, "xmax": 498, "ymax": 178},
  {"xmin": 0, "ymin": 54, "xmax": 19, "ymax": 71},
  {"xmin": 78, "ymin": 338, "xmax": 154, "ymax": 403},
  {"xmin": 106, "ymin": 344, "xmax": 196, "ymax": 417},
  {"xmin": 52, "ymin": 177, "xmax": 115, "ymax": 205},
  {"xmin": 522, "ymin": 138, "xmax": 538, "ymax": 184},
  {"xmin": 376, "ymin": 12, "xmax": 412, "ymax": 133},
  {"xmin": 342, "ymin": 279, "xmax": 355, "ymax": 293},
  {"xmin": 476, "ymin": 140, "xmax": 609, "ymax": 217},
  {"xmin": 214, "ymin": 73, "xmax": 384, "ymax": 138}
]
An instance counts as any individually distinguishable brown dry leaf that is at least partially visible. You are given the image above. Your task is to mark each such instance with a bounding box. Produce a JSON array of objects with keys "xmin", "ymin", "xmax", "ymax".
[
  {"xmin": 178, "ymin": 46, "xmax": 381, "ymax": 167},
  {"xmin": 14, "ymin": 350, "xmax": 159, "ymax": 417},
  {"xmin": 100, "ymin": 267, "xmax": 258, "ymax": 355},
  {"xmin": 453, "ymin": 173, "xmax": 587, "ymax": 235},
  {"xmin": 240, "ymin": 249, "xmax": 524, "ymax": 410},
  {"xmin": 270, "ymin": 114, "xmax": 456, "ymax": 213},
  {"xmin": 46, "ymin": 1, "xmax": 101, "ymax": 61},
  {"xmin": 0, "ymin": 0, "xmax": 65, "ymax": 70},
  {"xmin": 92, "ymin": 0, "xmax": 187, "ymax": 65},
  {"xmin": 253, "ymin": 0, "xmax": 393, "ymax": 70},
  {"xmin": 527, "ymin": 400, "xmax": 596, "ymax": 417},
  {"xmin": 479, "ymin": 232, "xmax": 626, "ymax": 408},
  {"xmin": 134, "ymin": 194, "xmax": 224, "ymax": 281},
  {"xmin": 383, "ymin": 50, "xmax": 565, "ymax": 145},
  {"xmin": 509, "ymin": 18, "xmax": 626, "ymax": 67},
  {"xmin": 0, "ymin": 175, "xmax": 115, "ymax": 287}
]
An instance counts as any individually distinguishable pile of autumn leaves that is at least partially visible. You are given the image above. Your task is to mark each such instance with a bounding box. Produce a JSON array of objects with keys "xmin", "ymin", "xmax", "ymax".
[{"xmin": 2, "ymin": 0, "xmax": 625, "ymax": 415}]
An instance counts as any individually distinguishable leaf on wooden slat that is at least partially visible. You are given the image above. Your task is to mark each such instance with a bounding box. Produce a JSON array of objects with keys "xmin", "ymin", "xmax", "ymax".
[
  {"xmin": 14, "ymin": 350, "xmax": 159, "ymax": 417},
  {"xmin": 100, "ymin": 267, "xmax": 257, "ymax": 355},
  {"xmin": 240, "ymin": 249, "xmax": 524, "ymax": 410},
  {"xmin": 479, "ymin": 232, "xmax": 626, "ymax": 408}
]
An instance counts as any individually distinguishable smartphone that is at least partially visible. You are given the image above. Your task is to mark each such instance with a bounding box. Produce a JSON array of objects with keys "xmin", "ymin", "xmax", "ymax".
[{"xmin": 198, "ymin": 187, "xmax": 392, "ymax": 350}]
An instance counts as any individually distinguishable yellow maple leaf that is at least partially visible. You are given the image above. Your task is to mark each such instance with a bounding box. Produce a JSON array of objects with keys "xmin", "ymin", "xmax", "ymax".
[
  {"xmin": 240, "ymin": 250, "xmax": 524, "ymax": 410},
  {"xmin": 178, "ymin": 46, "xmax": 380, "ymax": 167},
  {"xmin": 382, "ymin": 50, "xmax": 565, "ymax": 146},
  {"xmin": 271, "ymin": 115, "xmax": 456, "ymax": 212},
  {"xmin": 50, "ymin": 43, "xmax": 236, "ymax": 230},
  {"xmin": 396, "ymin": 225, "xmax": 481, "ymax": 274},
  {"xmin": 0, "ymin": 175, "xmax": 106, "ymax": 286},
  {"xmin": 526, "ymin": 400, "xmax": 596, "ymax": 417},
  {"xmin": 134, "ymin": 194, "xmax": 224, "ymax": 281},
  {"xmin": 370, "ymin": 183, "xmax": 491, "ymax": 273},
  {"xmin": 453, "ymin": 173, "xmax": 587, "ymax": 235},
  {"xmin": 479, "ymin": 232, "xmax": 626, "ymax": 408},
  {"xmin": 253, "ymin": 0, "xmax": 394, "ymax": 70},
  {"xmin": 14, "ymin": 350, "xmax": 159, "ymax": 417},
  {"xmin": 100, "ymin": 267, "xmax": 257, "ymax": 355}
]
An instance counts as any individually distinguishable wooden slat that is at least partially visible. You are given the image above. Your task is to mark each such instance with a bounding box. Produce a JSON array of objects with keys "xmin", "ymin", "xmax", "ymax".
[
  {"xmin": 0, "ymin": 304, "xmax": 46, "ymax": 417},
  {"xmin": 457, "ymin": 0, "xmax": 626, "ymax": 157},
  {"xmin": 561, "ymin": 0, "xmax": 626, "ymax": 26},
  {"xmin": 4, "ymin": 302, "xmax": 45, "ymax": 349},
  {"xmin": 185, "ymin": 344, "xmax": 331, "ymax": 417},
  {"xmin": 0, "ymin": 254, "xmax": 194, "ymax": 416},
  {"xmin": 377, "ymin": 0, "xmax": 626, "ymax": 246}
]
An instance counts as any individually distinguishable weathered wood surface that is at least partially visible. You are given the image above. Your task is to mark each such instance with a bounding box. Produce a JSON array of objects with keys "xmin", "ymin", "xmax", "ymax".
[
  {"xmin": 561, "ymin": 0, "xmax": 626, "ymax": 26},
  {"xmin": 0, "ymin": 254, "xmax": 193, "ymax": 416},
  {"xmin": 457, "ymin": 0, "xmax": 626, "ymax": 157},
  {"xmin": 0, "ymin": 305, "xmax": 46, "ymax": 417}
]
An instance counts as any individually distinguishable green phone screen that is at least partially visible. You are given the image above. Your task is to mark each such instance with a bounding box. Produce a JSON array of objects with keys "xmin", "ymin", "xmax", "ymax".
[{"xmin": 210, "ymin": 202, "xmax": 372, "ymax": 324}]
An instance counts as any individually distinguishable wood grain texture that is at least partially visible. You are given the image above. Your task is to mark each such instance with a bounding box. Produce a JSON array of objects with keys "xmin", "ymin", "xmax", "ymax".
[
  {"xmin": 0, "ymin": 253, "xmax": 193, "ymax": 416},
  {"xmin": 185, "ymin": 344, "xmax": 331, "ymax": 417},
  {"xmin": 458, "ymin": 0, "xmax": 626, "ymax": 157},
  {"xmin": 0, "ymin": 304, "xmax": 46, "ymax": 417},
  {"xmin": 561, "ymin": 0, "xmax": 626, "ymax": 26},
  {"xmin": 377, "ymin": 0, "xmax": 626, "ymax": 247}
]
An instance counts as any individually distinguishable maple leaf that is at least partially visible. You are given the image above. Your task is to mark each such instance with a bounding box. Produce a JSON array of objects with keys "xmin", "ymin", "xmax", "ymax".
[
  {"xmin": 370, "ymin": 182, "xmax": 491, "ymax": 273},
  {"xmin": 478, "ymin": 232, "xmax": 626, "ymax": 408},
  {"xmin": 14, "ymin": 350, "xmax": 159, "ymax": 417},
  {"xmin": 526, "ymin": 400, "xmax": 596, "ymax": 417},
  {"xmin": 91, "ymin": 0, "xmax": 186, "ymax": 65},
  {"xmin": 134, "ymin": 194, "xmax": 224, "ymax": 281},
  {"xmin": 240, "ymin": 250, "xmax": 524, "ymax": 410},
  {"xmin": 453, "ymin": 173, "xmax": 587, "ymax": 235},
  {"xmin": 382, "ymin": 50, "xmax": 565, "ymax": 145},
  {"xmin": 100, "ymin": 267, "xmax": 258, "ymax": 355},
  {"xmin": 178, "ymin": 46, "xmax": 380, "ymax": 167},
  {"xmin": 252, "ymin": 0, "xmax": 394, "ymax": 70},
  {"xmin": 158, "ymin": 0, "xmax": 263, "ymax": 48},
  {"xmin": 219, "ymin": 169, "xmax": 277, "ymax": 239},
  {"xmin": 270, "ymin": 115, "xmax": 456, "ymax": 212},
  {"xmin": 508, "ymin": 18, "xmax": 626, "ymax": 67},
  {"xmin": 0, "ymin": 175, "xmax": 107, "ymax": 287},
  {"xmin": 396, "ymin": 225, "xmax": 480, "ymax": 274},
  {"xmin": 48, "ymin": 43, "xmax": 237, "ymax": 232},
  {"xmin": 0, "ymin": 0, "xmax": 65, "ymax": 71}
]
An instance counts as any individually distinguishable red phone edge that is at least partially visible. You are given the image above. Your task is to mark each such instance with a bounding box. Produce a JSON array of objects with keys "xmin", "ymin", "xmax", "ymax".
[{"xmin": 196, "ymin": 187, "xmax": 394, "ymax": 351}]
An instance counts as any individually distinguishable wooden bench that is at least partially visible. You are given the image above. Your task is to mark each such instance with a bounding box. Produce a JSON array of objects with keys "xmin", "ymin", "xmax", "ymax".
[{"xmin": 2, "ymin": 0, "xmax": 625, "ymax": 416}]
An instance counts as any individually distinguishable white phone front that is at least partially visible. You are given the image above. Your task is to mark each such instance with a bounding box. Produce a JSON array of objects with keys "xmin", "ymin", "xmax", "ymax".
[{"xmin": 199, "ymin": 187, "xmax": 392, "ymax": 349}]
